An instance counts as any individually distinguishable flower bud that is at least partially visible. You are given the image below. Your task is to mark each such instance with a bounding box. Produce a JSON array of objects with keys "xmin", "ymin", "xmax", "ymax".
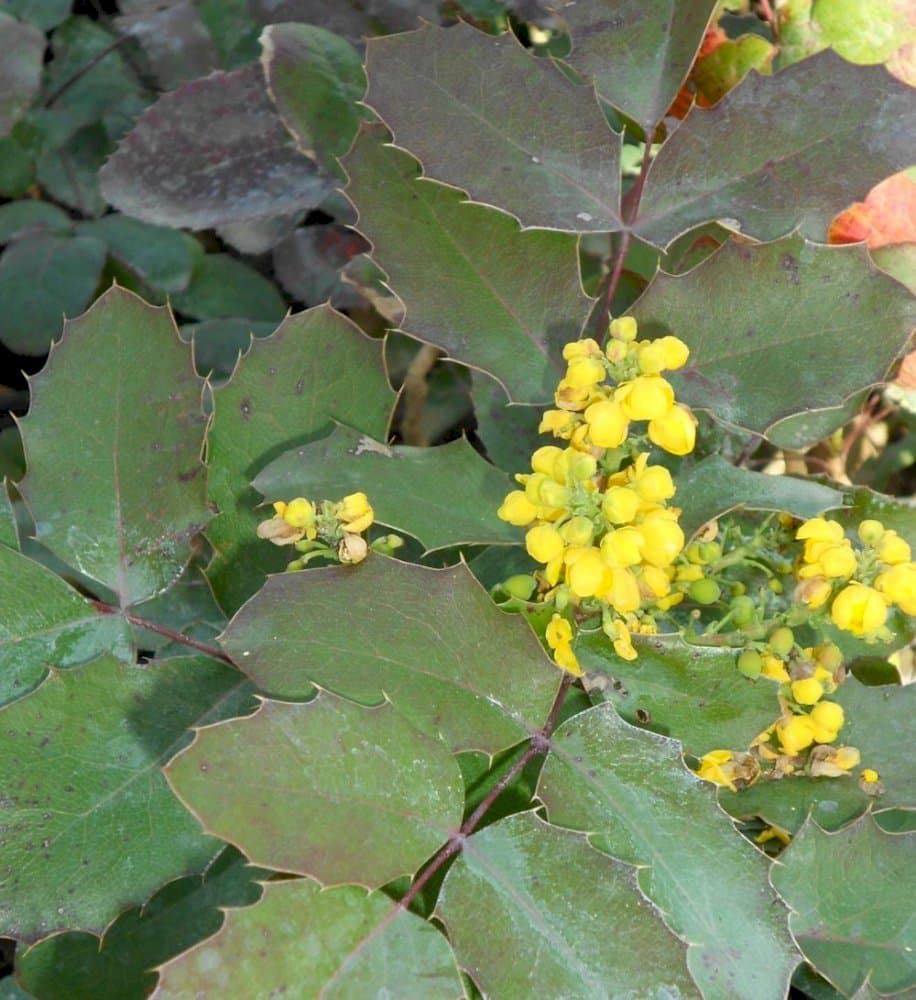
[
  {"xmin": 584, "ymin": 399, "xmax": 629, "ymax": 448},
  {"xmin": 647, "ymin": 404, "xmax": 696, "ymax": 456},
  {"xmin": 609, "ymin": 316, "xmax": 638, "ymax": 342},
  {"xmin": 497, "ymin": 491, "xmax": 538, "ymax": 526},
  {"xmin": 615, "ymin": 376, "xmax": 675, "ymax": 421},
  {"xmin": 830, "ymin": 583, "xmax": 888, "ymax": 635},
  {"xmin": 525, "ymin": 524, "xmax": 565, "ymax": 563}
]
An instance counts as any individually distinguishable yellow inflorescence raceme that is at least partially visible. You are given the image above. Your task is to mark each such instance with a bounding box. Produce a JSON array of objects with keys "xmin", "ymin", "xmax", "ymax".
[
  {"xmin": 497, "ymin": 318, "xmax": 697, "ymax": 674},
  {"xmin": 257, "ymin": 492, "xmax": 377, "ymax": 566}
]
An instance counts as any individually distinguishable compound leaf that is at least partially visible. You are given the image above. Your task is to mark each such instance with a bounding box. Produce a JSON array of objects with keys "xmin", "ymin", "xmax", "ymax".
[
  {"xmin": 100, "ymin": 64, "xmax": 334, "ymax": 230},
  {"xmin": 19, "ymin": 287, "xmax": 211, "ymax": 608},
  {"xmin": 168, "ymin": 692, "xmax": 463, "ymax": 885},
  {"xmin": 636, "ymin": 51, "xmax": 916, "ymax": 247},
  {"xmin": 153, "ymin": 880, "xmax": 465, "ymax": 1000},
  {"xmin": 630, "ymin": 236, "xmax": 916, "ymax": 440},
  {"xmin": 772, "ymin": 815, "xmax": 916, "ymax": 996},
  {"xmin": 205, "ymin": 306, "xmax": 393, "ymax": 614},
  {"xmin": 344, "ymin": 125, "xmax": 593, "ymax": 404},
  {"xmin": 254, "ymin": 426, "xmax": 517, "ymax": 551},
  {"xmin": 437, "ymin": 811, "xmax": 700, "ymax": 999},
  {"xmin": 220, "ymin": 556, "xmax": 561, "ymax": 754},
  {"xmin": 554, "ymin": 0, "xmax": 718, "ymax": 132},
  {"xmin": 539, "ymin": 704, "xmax": 799, "ymax": 1000},
  {"xmin": 0, "ymin": 654, "xmax": 254, "ymax": 943},
  {"xmin": 365, "ymin": 22, "xmax": 622, "ymax": 232}
]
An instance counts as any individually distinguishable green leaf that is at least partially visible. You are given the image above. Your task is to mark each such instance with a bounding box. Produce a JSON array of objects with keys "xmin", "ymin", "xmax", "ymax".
[
  {"xmin": 19, "ymin": 287, "xmax": 211, "ymax": 607},
  {"xmin": 35, "ymin": 123, "xmax": 112, "ymax": 218},
  {"xmin": 154, "ymin": 879, "xmax": 466, "ymax": 999},
  {"xmin": 261, "ymin": 22, "xmax": 367, "ymax": 175},
  {"xmin": 220, "ymin": 557, "xmax": 562, "ymax": 753},
  {"xmin": 675, "ymin": 456, "xmax": 846, "ymax": 538},
  {"xmin": 100, "ymin": 65, "xmax": 335, "ymax": 230},
  {"xmin": 630, "ymin": 236, "xmax": 916, "ymax": 439},
  {"xmin": 872, "ymin": 243, "xmax": 916, "ymax": 295},
  {"xmin": 168, "ymin": 692, "xmax": 463, "ymax": 884},
  {"xmin": 205, "ymin": 306, "xmax": 393, "ymax": 613},
  {"xmin": 470, "ymin": 371, "xmax": 544, "ymax": 473},
  {"xmin": 0, "ymin": 130, "xmax": 34, "ymax": 197},
  {"xmin": 722, "ymin": 677, "xmax": 916, "ymax": 834},
  {"xmin": 813, "ymin": 0, "xmax": 915, "ymax": 64},
  {"xmin": 438, "ymin": 811, "xmax": 700, "ymax": 998},
  {"xmin": 198, "ymin": 0, "xmax": 261, "ymax": 68},
  {"xmin": 635, "ymin": 52, "xmax": 916, "ymax": 247},
  {"xmin": 0, "ymin": 480, "xmax": 16, "ymax": 549},
  {"xmin": 539, "ymin": 704, "xmax": 799, "ymax": 1000},
  {"xmin": 772, "ymin": 815, "xmax": 916, "ymax": 996},
  {"xmin": 0, "ymin": 235, "xmax": 106, "ymax": 355},
  {"xmin": 254, "ymin": 426, "xmax": 517, "ymax": 551},
  {"xmin": 171, "ymin": 254, "xmax": 287, "ymax": 322},
  {"xmin": 364, "ymin": 22, "xmax": 622, "ymax": 231},
  {"xmin": 576, "ymin": 632, "xmax": 779, "ymax": 756},
  {"xmin": 765, "ymin": 389, "xmax": 868, "ymax": 452},
  {"xmin": 344, "ymin": 126, "xmax": 593, "ymax": 404},
  {"xmin": 76, "ymin": 216, "xmax": 201, "ymax": 295},
  {"xmin": 0, "ymin": 654, "xmax": 254, "ymax": 943},
  {"xmin": 0, "ymin": 0, "xmax": 69, "ymax": 30},
  {"xmin": 15, "ymin": 848, "xmax": 267, "ymax": 1000},
  {"xmin": 555, "ymin": 0, "xmax": 718, "ymax": 132},
  {"xmin": 0, "ymin": 545, "xmax": 130, "ymax": 708},
  {"xmin": 0, "ymin": 200, "xmax": 71, "ymax": 243},
  {"xmin": 692, "ymin": 34, "xmax": 775, "ymax": 106},
  {"xmin": 180, "ymin": 318, "xmax": 277, "ymax": 382},
  {"xmin": 0, "ymin": 15, "xmax": 44, "ymax": 138},
  {"xmin": 831, "ymin": 485, "xmax": 916, "ymax": 548}
]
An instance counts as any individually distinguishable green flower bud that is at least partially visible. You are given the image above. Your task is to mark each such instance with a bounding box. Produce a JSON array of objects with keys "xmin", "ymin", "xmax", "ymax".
[
  {"xmin": 730, "ymin": 595, "xmax": 756, "ymax": 625},
  {"xmin": 737, "ymin": 649, "xmax": 763, "ymax": 679},
  {"xmin": 503, "ymin": 574, "xmax": 537, "ymax": 601},
  {"xmin": 689, "ymin": 578, "xmax": 721, "ymax": 605},
  {"xmin": 768, "ymin": 626, "xmax": 795, "ymax": 657}
]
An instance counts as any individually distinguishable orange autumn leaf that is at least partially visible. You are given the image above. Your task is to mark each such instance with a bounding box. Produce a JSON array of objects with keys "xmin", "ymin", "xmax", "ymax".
[
  {"xmin": 828, "ymin": 172, "xmax": 916, "ymax": 248},
  {"xmin": 666, "ymin": 26, "xmax": 728, "ymax": 119}
]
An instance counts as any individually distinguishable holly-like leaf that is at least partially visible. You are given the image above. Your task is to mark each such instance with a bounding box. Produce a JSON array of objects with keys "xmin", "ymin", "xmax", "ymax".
[
  {"xmin": 19, "ymin": 287, "xmax": 211, "ymax": 607},
  {"xmin": 16, "ymin": 848, "xmax": 267, "ymax": 1000},
  {"xmin": 470, "ymin": 371, "xmax": 544, "ymax": 473},
  {"xmin": 576, "ymin": 632, "xmax": 778, "ymax": 756},
  {"xmin": 204, "ymin": 306, "xmax": 393, "ymax": 614},
  {"xmin": 630, "ymin": 236, "xmax": 916, "ymax": 440},
  {"xmin": 100, "ymin": 65, "xmax": 335, "ymax": 230},
  {"xmin": 0, "ymin": 654, "xmax": 255, "ymax": 943},
  {"xmin": 0, "ymin": 14, "xmax": 44, "ymax": 138},
  {"xmin": 722, "ymin": 677, "xmax": 916, "ymax": 834},
  {"xmin": 674, "ymin": 456, "xmax": 845, "ymax": 538},
  {"xmin": 553, "ymin": 0, "xmax": 718, "ymax": 131},
  {"xmin": 168, "ymin": 692, "xmax": 463, "ymax": 885},
  {"xmin": 772, "ymin": 815, "xmax": 916, "ymax": 996},
  {"xmin": 76, "ymin": 215, "xmax": 202, "ymax": 295},
  {"xmin": 261, "ymin": 22, "xmax": 366, "ymax": 174},
  {"xmin": 153, "ymin": 880, "xmax": 465, "ymax": 999},
  {"xmin": 364, "ymin": 22, "xmax": 622, "ymax": 232},
  {"xmin": 220, "ymin": 557, "xmax": 562, "ymax": 753},
  {"xmin": 765, "ymin": 389, "xmax": 869, "ymax": 453},
  {"xmin": 539, "ymin": 704, "xmax": 799, "ymax": 1000},
  {"xmin": 0, "ymin": 546, "xmax": 130, "ymax": 708},
  {"xmin": 635, "ymin": 52, "xmax": 916, "ymax": 248},
  {"xmin": 170, "ymin": 253, "xmax": 287, "ymax": 322},
  {"xmin": 254, "ymin": 426, "xmax": 517, "ymax": 551},
  {"xmin": 344, "ymin": 126, "xmax": 593, "ymax": 404},
  {"xmin": 0, "ymin": 235, "xmax": 107, "ymax": 355},
  {"xmin": 438, "ymin": 811, "xmax": 700, "ymax": 998}
]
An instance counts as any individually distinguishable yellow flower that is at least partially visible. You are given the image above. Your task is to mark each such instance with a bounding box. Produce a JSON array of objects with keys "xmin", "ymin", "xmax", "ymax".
[
  {"xmin": 639, "ymin": 565, "xmax": 672, "ymax": 600},
  {"xmin": 796, "ymin": 517, "xmax": 844, "ymax": 544},
  {"xmin": 545, "ymin": 613, "xmax": 582, "ymax": 676},
  {"xmin": 560, "ymin": 516, "xmax": 595, "ymax": 547},
  {"xmin": 857, "ymin": 519, "xmax": 885, "ymax": 545},
  {"xmin": 563, "ymin": 338, "xmax": 603, "ymax": 360},
  {"xmin": 795, "ymin": 576, "xmax": 833, "ymax": 609},
  {"xmin": 530, "ymin": 445, "xmax": 565, "ymax": 478},
  {"xmin": 609, "ymin": 316, "xmax": 638, "ymax": 341},
  {"xmin": 600, "ymin": 527, "xmax": 644, "ymax": 567},
  {"xmin": 497, "ymin": 491, "xmax": 538, "ymax": 526},
  {"xmin": 830, "ymin": 583, "xmax": 888, "ymax": 635},
  {"xmin": 808, "ymin": 701, "xmax": 844, "ymax": 743},
  {"xmin": 605, "ymin": 567, "xmax": 642, "ymax": 613},
  {"xmin": 696, "ymin": 750, "xmax": 738, "ymax": 791},
  {"xmin": 525, "ymin": 524, "xmax": 565, "ymax": 563},
  {"xmin": 776, "ymin": 715, "xmax": 815, "ymax": 755},
  {"xmin": 337, "ymin": 492, "xmax": 374, "ymax": 533},
  {"xmin": 637, "ymin": 336, "xmax": 690, "ymax": 375},
  {"xmin": 630, "ymin": 460, "xmax": 675, "ymax": 504},
  {"xmin": 791, "ymin": 677, "xmax": 824, "ymax": 706},
  {"xmin": 875, "ymin": 561, "xmax": 916, "ymax": 615},
  {"xmin": 807, "ymin": 542, "xmax": 857, "ymax": 579},
  {"xmin": 564, "ymin": 355, "xmax": 607, "ymax": 389},
  {"xmin": 566, "ymin": 547, "xmax": 610, "ymax": 598},
  {"xmin": 584, "ymin": 399, "xmax": 629, "ymax": 448},
  {"xmin": 861, "ymin": 768, "xmax": 880, "ymax": 783},
  {"xmin": 539, "ymin": 409, "xmax": 577, "ymax": 437},
  {"xmin": 615, "ymin": 375, "xmax": 675, "ymax": 421},
  {"xmin": 602, "ymin": 486, "xmax": 640, "ymax": 525},
  {"xmin": 647, "ymin": 403, "xmax": 696, "ymax": 455},
  {"xmin": 761, "ymin": 653, "xmax": 790, "ymax": 683},
  {"xmin": 876, "ymin": 530, "xmax": 911, "ymax": 565},
  {"xmin": 809, "ymin": 745, "xmax": 861, "ymax": 777},
  {"xmin": 610, "ymin": 618, "xmax": 637, "ymax": 660},
  {"xmin": 283, "ymin": 497, "xmax": 317, "ymax": 529},
  {"xmin": 638, "ymin": 512, "xmax": 685, "ymax": 568}
]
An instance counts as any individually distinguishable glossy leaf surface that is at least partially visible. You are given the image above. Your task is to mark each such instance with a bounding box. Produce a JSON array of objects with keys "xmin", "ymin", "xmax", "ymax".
[
  {"xmin": 631, "ymin": 236, "xmax": 916, "ymax": 439},
  {"xmin": 539, "ymin": 704, "xmax": 799, "ymax": 1000},
  {"xmin": 255, "ymin": 427, "xmax": 516, "ymax": 551},
  {"xmin": 154, "ymin": 880, "xmax": 465, "ymax": 999},
  {"xmin": 438, "ymin": 811, "xmax": 700, "ymax": 999},
  {"xmin": 205, "ymin": 306, "xmax": 392, "ymax": 613},
  {"xmin": 19, "ymin": 287, "xmax": 211, "ymax": 607},
  {"xmin": 344, "ymin": 126, "xmax": 592, "ymax": 404},
  {"xmin": 365, "ymin": 22, "xmax": 622, "ymax": 232},
  {"xmin": 221, "ymin": 557, "xmax": 561, "ymax": 753},
  {"xmin": 169, "ymin": 692, "xmax": 463, "ymax": 884},
  {"xmin": 0, "ymin": 655, "xmax": 253, "ymax": 942},
  {"xmin": 636, "ymin": 52, "xmax": 916, "ymax": 247}
]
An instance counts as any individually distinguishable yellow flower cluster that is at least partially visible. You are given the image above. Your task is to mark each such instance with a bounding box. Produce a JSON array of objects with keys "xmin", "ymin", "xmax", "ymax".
[
  {"xmin": 498, "ymin": 318, "xmax": 697, "ymax": 674},
  {"xmin": 794, "ymin": 516, "xmax": 914, "ymax": 636},
  {"xmin": 257, "ymin": 491, "xmax": 375, "ymax": 565}
]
